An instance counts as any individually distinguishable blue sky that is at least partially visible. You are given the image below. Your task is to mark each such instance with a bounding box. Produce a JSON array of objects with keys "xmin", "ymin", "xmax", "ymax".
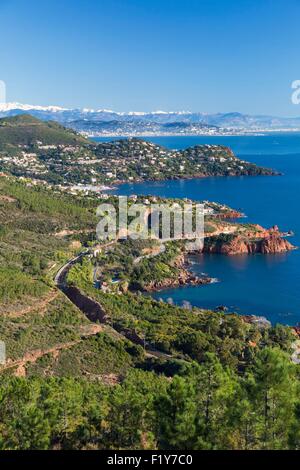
[{"xmin": 0, "ymin": 0, "xmax": 299, "ymax": 115}]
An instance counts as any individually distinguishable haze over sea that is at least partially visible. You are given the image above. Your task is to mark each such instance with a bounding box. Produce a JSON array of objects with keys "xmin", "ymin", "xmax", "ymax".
[{"xmin": 95, "ymin": 134, "xmax": 300, "ymax": 325}]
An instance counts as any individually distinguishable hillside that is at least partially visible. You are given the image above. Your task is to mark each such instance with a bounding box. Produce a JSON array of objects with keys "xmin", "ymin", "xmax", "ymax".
[
  {"xmin": 0, "ymin": 174, "xmax": 291, "ymax": 373},
  {"xmin": 92, "ymin": 138, "xmax": 277, "ymax": 183},
  {"xmin": 0, "ymin": 115, "xmax": 277, "ymax": 186},
  {"xmin": 0, "ymin": 175, "xmax": 137, "ymax": 379},
  {"xmin": 0, "ymin": 114, "xmax": 88, "ymax": 151},
  {"xmin": 0, "ymin": 174, "xmax": 299, "ymax": 450}
]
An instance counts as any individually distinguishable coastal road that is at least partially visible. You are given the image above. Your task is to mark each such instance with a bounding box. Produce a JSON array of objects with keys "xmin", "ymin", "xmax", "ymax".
[
  {"xmin": 54, "ymin": 240, "xmax": 116, "ymax": 287},
  {"xmin": 54, "ymin": 241, "xmax": 178, "ymax": 362},
  {"xmin": 54, "ymin": 250, "xmax": 89, "ymax": 287}
]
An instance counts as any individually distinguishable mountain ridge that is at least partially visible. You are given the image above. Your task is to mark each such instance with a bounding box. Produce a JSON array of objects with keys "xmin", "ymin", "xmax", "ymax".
[{"xmin": 1, "ymin": 103, "xmax": 300, "ymax": 132}]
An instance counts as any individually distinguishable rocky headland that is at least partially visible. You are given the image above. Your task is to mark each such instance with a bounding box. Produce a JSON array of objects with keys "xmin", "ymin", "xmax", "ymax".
[
  {"xmin": 142, "ymin": 253, "xmax": 213, "ymax": 292},
  {"xmin": 203, "ymin": 225, "xmax": 295, "ymax": 255}
]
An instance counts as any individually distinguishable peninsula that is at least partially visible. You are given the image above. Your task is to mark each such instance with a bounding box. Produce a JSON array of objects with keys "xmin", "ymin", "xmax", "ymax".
[{"xmin": 0, "ymin": 115, "xmax": 277, "ymax": 188}]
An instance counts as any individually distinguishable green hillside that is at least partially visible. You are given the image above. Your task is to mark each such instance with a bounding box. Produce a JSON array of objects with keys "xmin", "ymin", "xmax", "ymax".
[
  {"xmin": 0, "ymin": 114, "xmax": 88, "ymax": 150},
  {"xmin": 0, "ymin": 174, "xmax": 299, "ymax": 450},
  {"xmin": 0, "ymin": 115, "xmax": 277, "ymax": 185}
]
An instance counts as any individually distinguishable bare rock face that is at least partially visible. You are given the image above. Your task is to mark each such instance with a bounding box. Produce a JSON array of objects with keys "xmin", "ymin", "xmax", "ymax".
[
  {"xmin": 259, "ymin": 234, "xmax": 294, "ymax": 254},
  {"xmin": 143, "ymin": 271, "xmax": 211, "ymax": 292},
  {"xmin": 243, "ymin": 315, "xmax": 271, "ymax": 329},
  {"xmin": 203, "ymin": 231, "xmax": 295, "ymax": 255}
]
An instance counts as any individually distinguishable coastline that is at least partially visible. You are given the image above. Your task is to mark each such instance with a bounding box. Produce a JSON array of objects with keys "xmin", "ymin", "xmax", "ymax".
[
  {"xmin": 140, "ymin": 253, "xmax": 216, "ymax": 293},
  {"xmin": 81, "ymin": 140, "xmax": 299, "ymax": 325},
  {"xmin": 105, "ymin": 170, "xmax": 279, "ymax": 190},
  {"xmin": 88, "ymin": 129, "xmax": 300, "ymax": 138}
]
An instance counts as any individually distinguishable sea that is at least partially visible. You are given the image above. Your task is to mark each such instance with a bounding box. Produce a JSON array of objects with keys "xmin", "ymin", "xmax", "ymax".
[{"xmin": 94, "ymin": 134, "xmax": 300, "ymax": 325}]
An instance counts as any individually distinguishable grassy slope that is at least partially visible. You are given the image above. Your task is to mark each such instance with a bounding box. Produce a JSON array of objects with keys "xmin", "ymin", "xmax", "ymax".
[
  {"xmin": 0, "ymin": 114, "xmax": 88, "ymax": 150},
  {"xmin": 0, "ymin": 176, "xmax": 142, "ymax": 376}
]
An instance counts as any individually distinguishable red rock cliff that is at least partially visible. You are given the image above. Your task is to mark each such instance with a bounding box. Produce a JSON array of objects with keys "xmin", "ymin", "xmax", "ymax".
[{"xmin": 203, "ymin": 231, "xmax": 295, "ymax": 255}]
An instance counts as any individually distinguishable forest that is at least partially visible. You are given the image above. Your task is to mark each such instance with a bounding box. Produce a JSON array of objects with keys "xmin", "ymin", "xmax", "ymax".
[
  {"xmin": 0, "ymin": 348, "xmax": 299, "ymax": 450},
  {"xmin": 0, "ymin": 174, "xmax": 299, "ymax": 450}
]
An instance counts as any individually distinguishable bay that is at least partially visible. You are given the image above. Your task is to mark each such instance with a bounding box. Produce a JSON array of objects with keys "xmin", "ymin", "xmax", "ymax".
[{"xmin": 94, "ymin": 134, "xmax": 300, "ymax": 325}]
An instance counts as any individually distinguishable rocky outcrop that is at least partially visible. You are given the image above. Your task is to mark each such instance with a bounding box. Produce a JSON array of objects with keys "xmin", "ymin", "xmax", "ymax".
[
  {"xmin": 142, "ymin": 254, "xmax": 212, "ymax": 292},
  {"xmin": 203, "ymin": 228, "xmax": 295, "ymax": 255},
  {"xmin": 143, "ymin": 271, "xmax": 212, "ymax": 292},
  {"xmin": 242, "ymin": 315, "xmax": 271, "ymax": 329},
  {"xmin": 259, "ymin": 234, "xmax": 295, "ymax": 254}
]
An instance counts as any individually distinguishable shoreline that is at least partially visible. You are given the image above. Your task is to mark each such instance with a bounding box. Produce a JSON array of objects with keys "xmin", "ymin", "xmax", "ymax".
[
  {"xmin": 105, "ymin": 171, "xmax": 279, "ymax": 190},
  {"xmin": 139, "ymin": 253, "xmax": 216, "ymax": 293},
  {"xmin": 88, "ymin": 129, "xmax": 300, "ymax": 138}
]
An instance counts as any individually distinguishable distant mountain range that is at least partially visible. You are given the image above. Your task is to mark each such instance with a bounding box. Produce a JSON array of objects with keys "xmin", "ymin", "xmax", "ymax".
[{"xmin": 0, "ymin": 103, "xmax": 300, "ymax": 135}]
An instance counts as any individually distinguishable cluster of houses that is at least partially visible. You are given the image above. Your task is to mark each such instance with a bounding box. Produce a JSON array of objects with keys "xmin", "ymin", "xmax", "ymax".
[
  {"xmin": 0, "ymin": 137, "xmax": 246, "ymax": 188},
  {"xmin": 0, "ymin": 148, "xmax": 47, "ymax": 175}
]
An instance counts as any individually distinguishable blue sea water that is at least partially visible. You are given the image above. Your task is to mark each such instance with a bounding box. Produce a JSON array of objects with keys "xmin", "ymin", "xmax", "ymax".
[{"xmin": 94, "ymin": 134, "xmax": 300, "ymax": 325}]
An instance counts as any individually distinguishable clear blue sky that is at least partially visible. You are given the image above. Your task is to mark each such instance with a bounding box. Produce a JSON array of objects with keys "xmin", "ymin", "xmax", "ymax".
[{"xmin": 0, "ymin": 0, "xmax": 299, "ymax": 115}]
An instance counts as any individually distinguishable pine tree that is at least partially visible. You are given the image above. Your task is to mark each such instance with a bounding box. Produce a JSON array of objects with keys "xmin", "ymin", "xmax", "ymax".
[
  {"xmin": 250, "ymin": 348, "xmax": 297, "ymax": 449},
  {"xmin": 156, "ymin": 376, "xmax": 197, "ymax": 449}
]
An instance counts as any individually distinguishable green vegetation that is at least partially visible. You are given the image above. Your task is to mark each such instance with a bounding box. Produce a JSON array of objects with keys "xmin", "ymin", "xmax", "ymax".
[
  {"xmin": 0, "ymin": 115, "xmax": 276, "ymax": 185},
  {"xmin": 0, "ymin": 348, "xmax": 299, "ymax": 450},
  {"xmin": 87, "ymin": 239, "xmax": 182, "ymax": 291},
  {"xmin": 0, "ymin": 294, "xmax": 89, "ymax": 361},
  {"xmin": 26, "ymin": 332, "xmax": 143, "ymax": 378},
  {"xmin": 130, "ymin": 242, "xmax": 182, "ymax": 289},
  {"xmin": 67, "ymin": 265, "xmax": 294, "ymax": 367},
  {"xmin": 0, "ymin": 114, "xmax": 87, "ymax": 150},
  {"xmin": 0, "ymin": 268, "xmax": 48, "ymax": 303},
  {"xmin": 0, "ymin": 171, "xmax": 297, "ymax": 451},
  {"xmin": 0, "ymin": 176, "xmax": 98, "ymax": 282}
]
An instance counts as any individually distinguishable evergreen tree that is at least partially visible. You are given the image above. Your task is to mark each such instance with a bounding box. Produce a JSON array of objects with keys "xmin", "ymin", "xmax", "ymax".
[
  {"xmin": 156, "ymin": 376, "xmax": 197, "ymax": 449},
  {"xmin": 250, "ymin": 348, "xmax": 297, "ymax": 449}
]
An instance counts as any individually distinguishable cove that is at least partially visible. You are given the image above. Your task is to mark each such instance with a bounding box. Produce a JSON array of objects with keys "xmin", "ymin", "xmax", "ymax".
[{"xmin": 95, "ymin": 134, "xmax": 300, "ymax": 325}]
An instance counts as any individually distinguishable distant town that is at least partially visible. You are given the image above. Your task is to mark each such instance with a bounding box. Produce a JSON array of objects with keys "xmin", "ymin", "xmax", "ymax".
[{"xmin": 1, "ymin": 103, "xmax": 300, "ymax": 137}]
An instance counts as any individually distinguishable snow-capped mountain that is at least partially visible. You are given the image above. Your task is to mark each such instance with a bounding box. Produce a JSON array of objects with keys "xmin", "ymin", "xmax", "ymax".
[
  {"xmin": 0, "ymin": 103, "xmax": 200, "ymax": 126},
  {"xmin": 0, "ymin": 102, "xmax": 69, "ymax": 113},
  {"xmin": 0, "ymin": 103, "xmax": 300, "ymax": 134}
]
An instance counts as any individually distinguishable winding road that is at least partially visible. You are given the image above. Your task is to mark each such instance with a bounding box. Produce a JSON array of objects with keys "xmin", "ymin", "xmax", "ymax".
[{"xmin": 53, "ymin": 242, "xmax": 175, "ymax": 361}]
